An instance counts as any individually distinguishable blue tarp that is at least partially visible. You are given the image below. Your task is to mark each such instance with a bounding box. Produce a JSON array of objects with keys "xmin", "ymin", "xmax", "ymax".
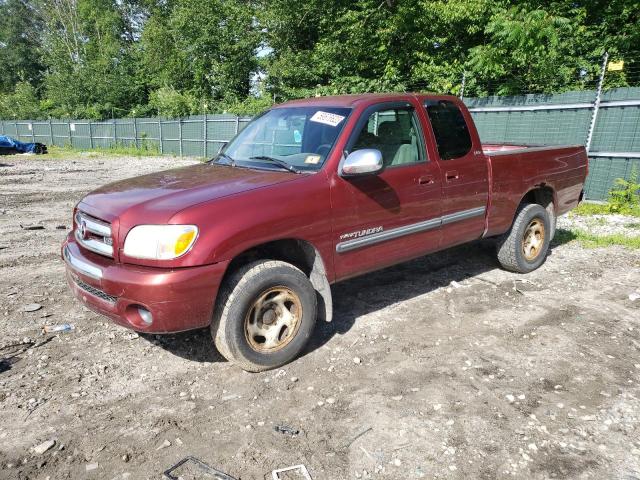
[{"xmin": 0, "ymin": 135, "xmax": 46, "ymax": 154}]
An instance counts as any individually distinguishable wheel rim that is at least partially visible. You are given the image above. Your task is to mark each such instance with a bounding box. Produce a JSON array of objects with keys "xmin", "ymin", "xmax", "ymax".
[
  {"xmin": 522, "ymin": 218, "xmax": 545, "ymax": 261},
  {"xmin": 244, "ymin": 286, "xmax": 302, "ymax": 353}
]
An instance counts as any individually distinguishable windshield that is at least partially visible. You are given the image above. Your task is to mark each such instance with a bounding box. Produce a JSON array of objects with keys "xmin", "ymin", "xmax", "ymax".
[{"xmin": 220, "ymin": 106, "xmax": 352, "ymax": 172}]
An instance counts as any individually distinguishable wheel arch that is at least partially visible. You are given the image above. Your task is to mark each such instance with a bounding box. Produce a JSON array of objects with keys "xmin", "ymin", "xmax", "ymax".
[
  {"xmin": 518, "ymin": 184, "xmax": 557, "ymax": 239},
  {"xmin": 219, "ymin": 238, "xmax": 333, "ymax": 323},
  {"xmin": 519, "ymin": 184, "xmax": 557, "ymax": 212}
]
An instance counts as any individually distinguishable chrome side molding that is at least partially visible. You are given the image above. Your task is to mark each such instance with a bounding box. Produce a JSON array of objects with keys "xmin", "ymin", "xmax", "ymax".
[{"xmin": 336, "ymin": 206, "xmax": 486, "ymax": 253}]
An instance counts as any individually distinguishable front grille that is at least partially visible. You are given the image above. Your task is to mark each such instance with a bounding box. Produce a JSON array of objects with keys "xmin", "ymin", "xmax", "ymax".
[
  {"xmin": 75, "ymin": 211, "xmax": 114, "ymax": 258},
  {"xmin": 72, "ymin": 275, "xmax": 117, "ymax": 304}
]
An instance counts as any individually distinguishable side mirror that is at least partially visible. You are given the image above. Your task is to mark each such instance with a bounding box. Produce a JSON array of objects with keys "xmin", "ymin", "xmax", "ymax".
[{"xmin": 340, "ymin": 149, "xmax": 384, "ymax": 177}]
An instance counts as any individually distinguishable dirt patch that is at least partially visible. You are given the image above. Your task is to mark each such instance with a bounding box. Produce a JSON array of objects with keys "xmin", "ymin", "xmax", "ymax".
[{"xmin": 1, "ymin": 155, "xmax": 640, "ymax": 479}]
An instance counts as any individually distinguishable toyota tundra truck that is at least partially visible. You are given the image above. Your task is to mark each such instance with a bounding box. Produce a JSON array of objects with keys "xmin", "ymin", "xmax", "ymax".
[{"xmin": 62, "ymin": 93, "xmax": 588, "ymax": 371}]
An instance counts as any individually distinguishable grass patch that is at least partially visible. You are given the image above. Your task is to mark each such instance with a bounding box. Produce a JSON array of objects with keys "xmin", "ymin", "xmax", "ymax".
[
  {"xmin": 45, "ymin": 143, "xmax": 162, "ymax": 158},
  {"xmin": 572, "ymin": 202, "xmax": 640, "ymax": 217},
  {"xmin": 554, "ymin": 228, "xmax": 640, "ymax": 249}
]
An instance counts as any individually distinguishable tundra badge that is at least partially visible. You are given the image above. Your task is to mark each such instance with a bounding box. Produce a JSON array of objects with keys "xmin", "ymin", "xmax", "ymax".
[{"xmin": 339, "ymin": 226, "xmax": 383, "ymax": 241}]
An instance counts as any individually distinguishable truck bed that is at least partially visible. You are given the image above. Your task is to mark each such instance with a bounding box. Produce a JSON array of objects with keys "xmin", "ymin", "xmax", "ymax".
[{"xmin": 482, "ymin": 143, "xmax": 588, "ymax": 237}]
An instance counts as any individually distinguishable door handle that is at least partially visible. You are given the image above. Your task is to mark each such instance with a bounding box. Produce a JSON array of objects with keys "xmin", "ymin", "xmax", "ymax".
[
  {"xmin": 418, "ymin": 175, "xmax": 435, "ymax": 185},
  {"xmin": 445, "ymin": 170, "xmax": 459, "ymax": 181}
]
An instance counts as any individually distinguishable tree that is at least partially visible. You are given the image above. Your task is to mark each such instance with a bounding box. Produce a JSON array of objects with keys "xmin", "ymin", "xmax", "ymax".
[
  {"xmin": 0, "ymin": 81, "xmax": 43, "ymax": 118},
  {"xmin": 140, "ymin": 0, "xmax": 259, "ymax": 112},
  {"xmin": 39, "ymin": 0, "xmax": 144, "ymax": 118},
  {"xmin": 0, "ymin": 0, "xmax": 45, "ymax": 93},
  {"xmin": 466, "ymin": 7, "xmax": 576, "ymax": 95}
]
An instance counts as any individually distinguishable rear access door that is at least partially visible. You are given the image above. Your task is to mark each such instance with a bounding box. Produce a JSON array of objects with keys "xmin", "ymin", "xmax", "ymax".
[{"xmin": 422, "ymin": 98, "xmax": 489, "ymax": 246}]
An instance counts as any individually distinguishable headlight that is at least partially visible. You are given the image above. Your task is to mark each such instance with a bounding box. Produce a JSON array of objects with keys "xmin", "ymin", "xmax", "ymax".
[{"xmin": 123, "ymin": 225, "xmax": 198, "ymax": 260}]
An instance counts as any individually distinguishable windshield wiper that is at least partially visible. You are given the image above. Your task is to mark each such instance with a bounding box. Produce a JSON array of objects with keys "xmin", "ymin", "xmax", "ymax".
[
  {"xmin": 210, "ymin": 152, "xmax": 236, "ymax": 166},
  {"xmin": 249, "ymin": 155, "xmax": 301, "ymax": 174}
]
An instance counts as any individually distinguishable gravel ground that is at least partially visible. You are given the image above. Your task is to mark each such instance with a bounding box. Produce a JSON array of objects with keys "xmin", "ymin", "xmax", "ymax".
[
  {"xmin": 1, "ymin": 154, "xmax": 639, "ymax": 480},
  {"xmin": 557, "ymin": 213, "xmax": 640, "ymax": 237}
]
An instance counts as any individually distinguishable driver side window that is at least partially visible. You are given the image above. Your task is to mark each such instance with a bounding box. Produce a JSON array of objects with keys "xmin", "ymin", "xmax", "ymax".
[{"xmin": 353, "ymin": 108, "xmax": 424, "ymax": 167}]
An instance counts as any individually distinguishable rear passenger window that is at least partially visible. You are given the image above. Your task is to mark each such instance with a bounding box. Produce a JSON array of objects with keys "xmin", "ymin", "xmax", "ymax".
[{"xmin": 425, "ymin": 100, "xmax": 472, "ymax": 160}]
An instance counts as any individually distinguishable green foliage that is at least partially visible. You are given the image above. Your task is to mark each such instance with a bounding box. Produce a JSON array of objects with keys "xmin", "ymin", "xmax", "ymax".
[
  {"xmin": 0, "ymin": 0, "xmax": 639, "ymax": 118},
  {"xmin": 466, "ymin": 8, "xmax": 576, "ymax": 95},
  {"xmin": 0, "ymin": 0, "xmax": 44, "ymax": 94},
  {"xmin": 607, "ymin": 168, "xmax": 640, "ymax": 214},
  {"xmin": 140, "ymin": 0, "xmax": 259, "ymax": 104},
  {"xmin": 0, "ymin": 81, "xmax": 44, "ymax": 119},
  {"xmin": 148, "ymin": 87, "xmax": 198, "ymax": 118}
]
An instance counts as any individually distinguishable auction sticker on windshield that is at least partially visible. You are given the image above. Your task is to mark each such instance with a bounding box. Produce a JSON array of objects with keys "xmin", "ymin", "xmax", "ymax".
[{"xmin": 310, "ymin": 111, "xmax": 345, "ymax": 127}]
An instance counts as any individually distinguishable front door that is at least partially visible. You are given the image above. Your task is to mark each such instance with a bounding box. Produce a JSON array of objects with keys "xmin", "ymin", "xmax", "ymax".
[{"xmin": 331, "ymin": 101, "xmax": 443, "ymax": 281}]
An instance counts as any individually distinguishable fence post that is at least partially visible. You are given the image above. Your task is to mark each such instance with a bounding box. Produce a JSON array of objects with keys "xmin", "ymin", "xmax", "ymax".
[
  {"xmin": 88, "ymin": 121, "xmax": 94, "ymax": 149},
  {"xmin": 30, "ymin": 122, "xmax": 35, "ymax": 143},
  {"xmin": 48, "ymin": 119, "xmax": 54, "ymax": 146},
  {"xmin": 235, "ymin": 116, "xmax": 240, "ymax": 135},
  {"xmin": 133, "ymin": 118, "xmax": 139, "ymax": 149},
  {"xmin": 178, "ymin": 118, "xmax": 183, "ymax": 157},
  {"xmin": 13, "ymin": 120, "xmax": 17, "ymax": 138},
  {"xmin": 586, "ymin": 52, "xmax": 608, "ymax": 153},
  {"xmin": 460, "ymin": 72, "xmax": 466, "ymax": 100},
  {"xmin": 113, "ymin": 120, "xmax": 117, "ymax": 147},
  {"xmin": 158, "ymin": 120, "xmax": 164, "ymax": 154},
  {"xmin": 67, "ymin": 121, "xmax": 72, "ymax": 147},
  {"xmin": 203, "ymin": 114, "xmax": 208, "ymax": 157}
]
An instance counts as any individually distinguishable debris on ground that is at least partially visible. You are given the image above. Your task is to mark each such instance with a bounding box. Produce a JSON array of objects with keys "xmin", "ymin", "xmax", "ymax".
[
  {"xmin": 20, "ymin": 224, "xmax": 45, "ymax": 230},
  {"xmin": 156, "ymin": 439, "xmax": 171, "ymax": 450},
  {"xmin": 42, "ymin": 323, "xmax": 75, "ymax": 334},
  {"xmin": 23, "ymin": 303, "xmax": 42, "ymax": 312},
  {"xmin": 272, "ymin": 464, "xmax": 312, "ymax": 480},
  {"xmin": 274, "ymin": 425, "xmax": 300, "ymax": 436},
  {"xmin": 32, "ymin": 439, "xmax": 55, "ymax": 455},
  {"xmin": 163, "ymin": 456, "xmax": 237, "ymax": 480}
]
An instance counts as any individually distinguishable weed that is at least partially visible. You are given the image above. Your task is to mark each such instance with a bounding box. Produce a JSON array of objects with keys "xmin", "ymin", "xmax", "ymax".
[
  {"xmin": 608, "ymin": 167, "xmax": 640, "ymax": 214},
  {"xmin": 553, "ymin": 228, "xmax": 640, "ymax": 249}
]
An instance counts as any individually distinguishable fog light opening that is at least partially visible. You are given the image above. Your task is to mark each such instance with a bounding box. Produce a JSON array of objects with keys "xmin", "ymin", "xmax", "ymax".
[{"xmin": 137, "ymin": 307, "xmax": 153, "ymax": 326}]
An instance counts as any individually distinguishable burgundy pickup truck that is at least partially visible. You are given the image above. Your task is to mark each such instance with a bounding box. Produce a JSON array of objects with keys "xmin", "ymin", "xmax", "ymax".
[{"xmin": 62, "ymin": 93, "xmax": 588, "ymax": 371}]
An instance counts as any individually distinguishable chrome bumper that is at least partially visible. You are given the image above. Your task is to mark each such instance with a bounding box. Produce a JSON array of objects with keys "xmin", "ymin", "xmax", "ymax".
[{"xmin": 63, "ymin": 245, "xmax": 103, "ymax": 280}]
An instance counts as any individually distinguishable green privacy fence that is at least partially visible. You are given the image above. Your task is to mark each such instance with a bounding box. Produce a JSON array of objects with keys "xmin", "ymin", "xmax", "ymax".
[
  {"xmin": 2, "ymin": 87, "xmax": 640, "ymax": 200},
  {"xmin": 464, "ymin": 87, "xmax": 640, "ymax": 200},
  {"xmin": 0, "ymin": 114, "xmax": 253, "ymax": 158}
]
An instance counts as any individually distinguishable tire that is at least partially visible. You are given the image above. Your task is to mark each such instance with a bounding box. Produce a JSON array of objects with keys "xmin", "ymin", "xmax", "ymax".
[
  {"xmin": 211, "ymin": 260, "xmax": 317, "ymax": 372},
  {"xmin": 496, "ymin": 203, "xmax": 550, "ymax": 273}
]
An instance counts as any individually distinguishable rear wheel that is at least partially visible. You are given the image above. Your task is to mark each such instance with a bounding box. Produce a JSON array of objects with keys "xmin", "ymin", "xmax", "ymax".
[
  {"xmin": 211, "ymin": 260, "xmax": 317, "ymax": 372},
  {"xmin": 496, "ymin": 203, "xmax": 550, "ymax": 273}
]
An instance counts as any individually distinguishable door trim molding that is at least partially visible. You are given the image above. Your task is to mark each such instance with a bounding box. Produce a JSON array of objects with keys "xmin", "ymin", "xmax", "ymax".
[{"xmin": 336, "ymin": 206, "xmax": 486, "ymax": 253}]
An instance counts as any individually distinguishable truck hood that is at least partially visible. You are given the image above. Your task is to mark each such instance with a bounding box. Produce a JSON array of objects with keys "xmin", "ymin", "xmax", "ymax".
[{"xmin": 79, "ymin": 163, "xmax": 295, "ymax": 223}]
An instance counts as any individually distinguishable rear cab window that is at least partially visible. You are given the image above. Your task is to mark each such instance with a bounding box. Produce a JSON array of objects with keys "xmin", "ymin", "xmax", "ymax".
[{"xmin": 424, "ymin": 100, "xmax": 472, "ymax": 160}]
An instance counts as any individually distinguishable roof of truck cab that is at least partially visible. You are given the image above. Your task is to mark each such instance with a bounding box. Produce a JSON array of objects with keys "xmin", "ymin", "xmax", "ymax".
[{"xmin": 274, "ymin": 92, "xmax": 456, "ymax": 108}]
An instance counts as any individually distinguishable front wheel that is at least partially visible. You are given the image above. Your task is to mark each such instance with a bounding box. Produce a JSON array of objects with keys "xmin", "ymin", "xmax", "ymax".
[
  {"xmin": 211, "ymin": 260, "xmax": 317, "ymax": 372},
  {"xmin": 496, "ymin": 203, "xmax": 551, "ymax": 273}
]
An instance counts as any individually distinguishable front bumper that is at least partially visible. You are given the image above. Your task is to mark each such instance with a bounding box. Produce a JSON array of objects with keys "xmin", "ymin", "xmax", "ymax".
[{"xmin": 62, "ymin": 236, "xmax": 228, "ymax": 333}]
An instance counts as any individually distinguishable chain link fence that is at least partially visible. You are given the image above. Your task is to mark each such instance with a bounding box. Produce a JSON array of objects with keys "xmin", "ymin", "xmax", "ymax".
[{"xmin": 1, "ymin": 54, "xmax": 639, "ymax": 200}]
